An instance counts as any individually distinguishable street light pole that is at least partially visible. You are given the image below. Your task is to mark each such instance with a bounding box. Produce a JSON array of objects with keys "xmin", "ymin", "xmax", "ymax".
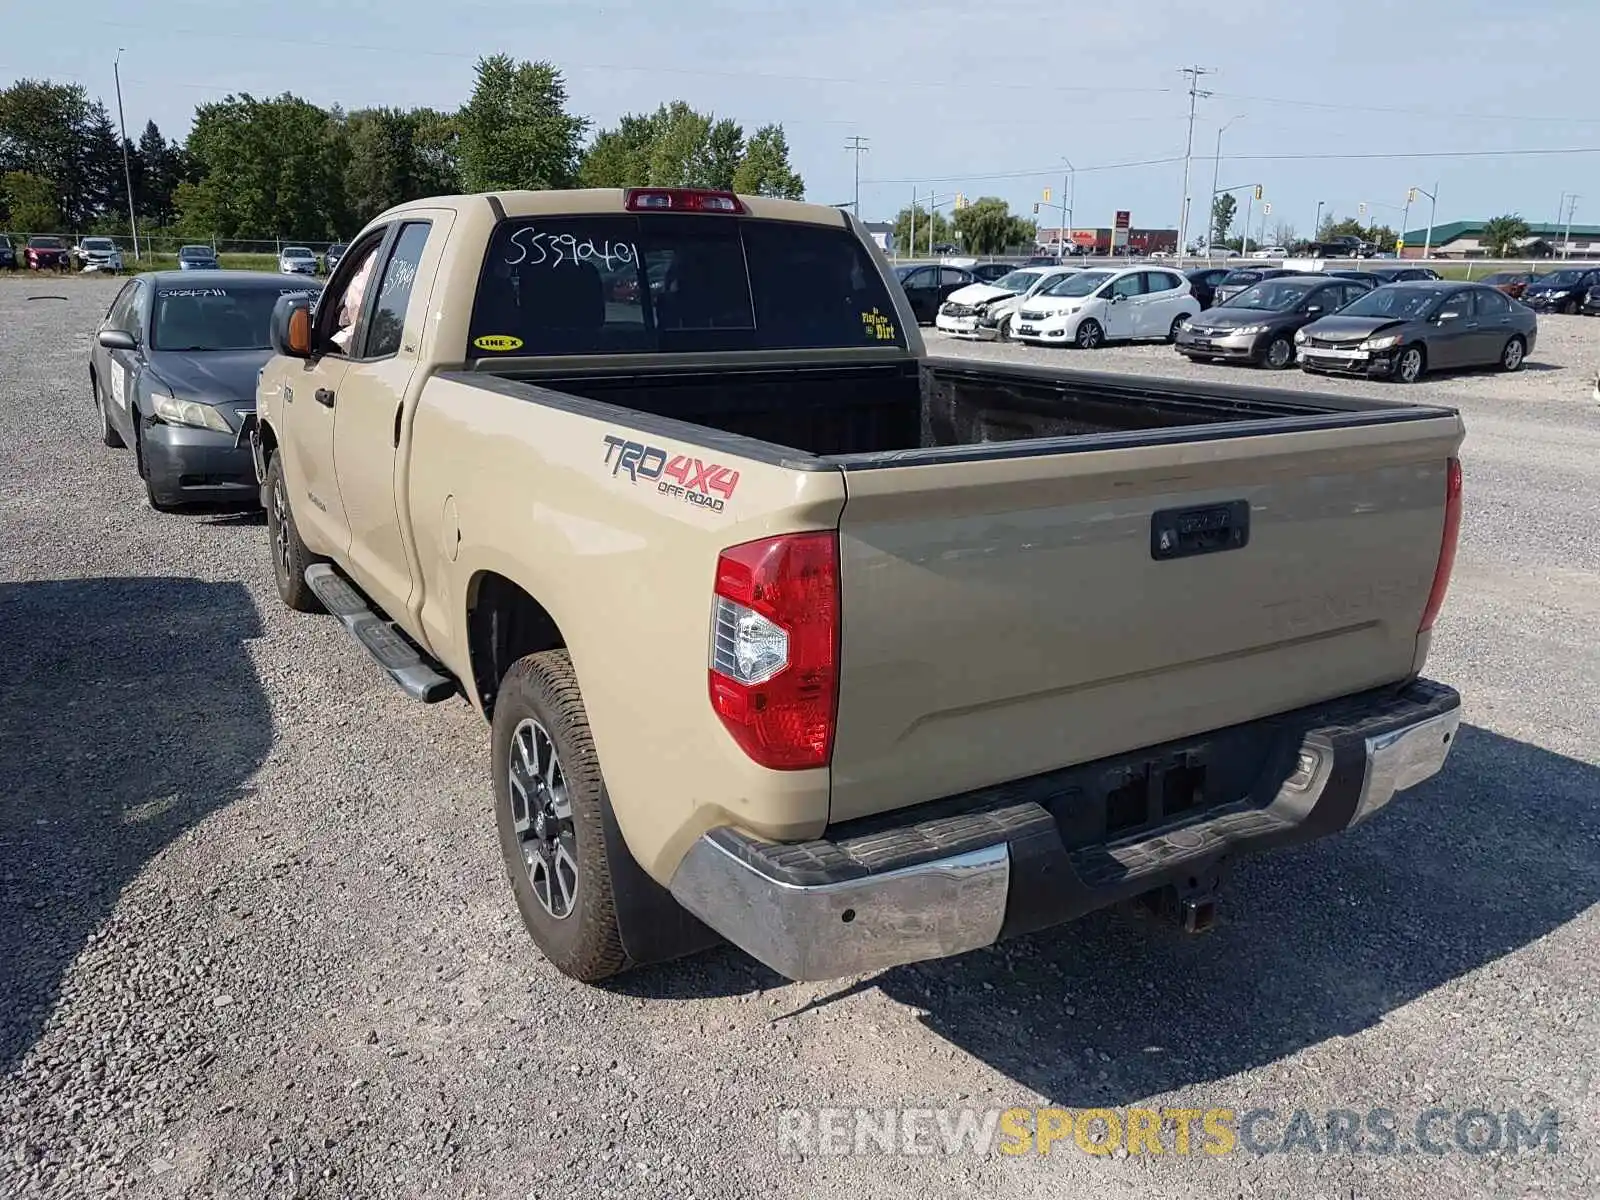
[
  {"xmin": 113, "ymin": 48, "xmax": 140, "ymax": 261},
  {"xmin": 1314, "ymin": 199, "xmax": 1325, "ymax": 242},
  {"xmin": 1410, "ymin": 182, "xmax": 1438, "ymax": 258},
  {"xmin": 844, "ymin": 135, "xmax": 868, "ymax": 218},
  {"xmin": 1060, "ymin": 158, "xmax": 1074, "ymax": 259},
  {"xmin": 1206, "ymin": 114, "xmax": 1244, "ymax": 257},
  {"xmin": 1562, "ymin": 193, "xmax": 1580, "ymax": 259}
]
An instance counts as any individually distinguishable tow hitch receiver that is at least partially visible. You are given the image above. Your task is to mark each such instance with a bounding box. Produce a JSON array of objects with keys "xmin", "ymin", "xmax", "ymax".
[{"xmin": 1140, "ymin": 860, "xmax": 1226, "ymax": 934}]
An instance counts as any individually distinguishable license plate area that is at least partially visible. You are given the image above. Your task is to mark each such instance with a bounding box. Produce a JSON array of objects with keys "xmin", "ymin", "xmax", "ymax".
[{"xmin": 1151, "ymin": 500, "xmax": 1250, "ymax": 561}]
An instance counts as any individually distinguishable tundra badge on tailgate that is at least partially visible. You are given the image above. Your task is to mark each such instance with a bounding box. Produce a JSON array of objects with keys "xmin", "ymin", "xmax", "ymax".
[{"xmin": 601, "ymin": 434, "xmax": 740, "ymax": 513}]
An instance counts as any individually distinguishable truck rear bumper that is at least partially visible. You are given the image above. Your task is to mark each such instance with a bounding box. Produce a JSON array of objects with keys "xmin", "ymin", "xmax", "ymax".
[{"xmin": 668, "ymin": 679, "xmax": 1460, "ymax": 982}]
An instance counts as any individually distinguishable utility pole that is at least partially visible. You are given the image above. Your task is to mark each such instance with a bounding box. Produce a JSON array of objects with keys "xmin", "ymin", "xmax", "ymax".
[
  {"xmin": 1314, "ymin": 199, "xmax": 1325, "ymax": 241},
  {"xmin": 1562, "ymin": 193, "xmax": 1580, "ymax": 259},
  {"xmin": 844, "ymin": 136, "xmax": 868, "ymax": 218},
  {"xmin": 1409, "ymin": 182, "xmax": 1438, "ymax": 258},
  {"xmin": 113, "ymin": 49, "xmax": 140, "ymax": 261},
  {"xmin": 1176, "ymin": 65, "xmax": 1214, "ymax": 261}
]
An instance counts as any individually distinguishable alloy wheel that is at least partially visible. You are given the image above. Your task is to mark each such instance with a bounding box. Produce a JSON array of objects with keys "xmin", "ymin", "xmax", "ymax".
[{"xmin": 508, "ymin": 718, "xmax": 578, "ymax": 920}]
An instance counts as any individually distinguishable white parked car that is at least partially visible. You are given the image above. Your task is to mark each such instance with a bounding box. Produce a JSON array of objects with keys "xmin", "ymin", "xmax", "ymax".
[
  {"xmin": 935, "ymin": 266, "xmax": 1080, "ymax": 341},
  {"xmin": 1194, "ymin": 245, "xmax": 1240, "ymax": 259},
  {"xmin": 73, "ymin": 236, "xmax": 123, "ymax": 272},
  {"xmin": 1011, "ymin": 265, "xmax": 1202, "ymax": 350},
  {"xmin": 279, "ymin": 246, "xmax": 319, "ymax": 275},
  {"xmin": 1251, "ymin": 246, "xmax": 1289, "ymax": 259}
]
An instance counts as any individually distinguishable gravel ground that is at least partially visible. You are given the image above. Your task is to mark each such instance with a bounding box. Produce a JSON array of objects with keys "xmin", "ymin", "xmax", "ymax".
[{"xmin": 2, "ymin": 276, "xmax": 1597, "ymax": 1199}]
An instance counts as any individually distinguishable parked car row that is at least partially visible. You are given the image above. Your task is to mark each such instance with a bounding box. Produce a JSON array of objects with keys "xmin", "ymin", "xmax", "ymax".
[{"xmin": 1180, "ymin": 276, "xmax": 1538, "ymax": 384}]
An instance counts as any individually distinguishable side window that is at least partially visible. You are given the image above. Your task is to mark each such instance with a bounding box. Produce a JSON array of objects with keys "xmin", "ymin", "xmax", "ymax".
[
  {"xmin": 126, "ymin": 282, "xmax": 150, "ymax": 339},
  {"xmin": 315, "ymin": 230, "xmax": 389, "ymax": 355},
  {"xmin": 105, "ymin": 281, "xmax": 136, "ymax": 326},
  {"xmin": 1109, "ymin": 273, "xmax": 1144, "ymax": 299},
  {"xmin": 361, "ymin": 221, "xmax": 432, "ymax": 359},
  {"xmin": 1475, "ymin": 288, "xmax": 1511, "ymax": 316},
  {"xmin": 902, "ymin": 267, "xmax": 935, "ymax": 288},
  {"xmin": 939, "ymin": 267, "xmax": 969, "ymax": 287}
]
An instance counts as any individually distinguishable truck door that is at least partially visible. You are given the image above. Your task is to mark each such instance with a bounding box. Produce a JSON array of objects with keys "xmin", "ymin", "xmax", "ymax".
[
  {"xmin": 331, "ymin": 214, "xmax": 452, "ymax": 621},
  {"xmin": 281, "ymin": 229, "xmax": 390, "ymax": 554}
]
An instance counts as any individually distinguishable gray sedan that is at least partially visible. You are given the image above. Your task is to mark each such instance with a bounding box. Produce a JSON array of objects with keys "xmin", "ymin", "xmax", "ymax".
[
  {"xmin": 1295, "ymin": 281, "xmax": 1537, "ymax": 383},
  {"xmin": 89, "ymin": 271, "xmax": 323, "ymax": 510}
]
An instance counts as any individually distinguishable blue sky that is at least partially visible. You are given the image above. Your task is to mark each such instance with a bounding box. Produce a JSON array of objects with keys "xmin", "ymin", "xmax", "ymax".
[{"xmin": 8, "ymin": 0, "xmax": 1600, "ymax": 239}]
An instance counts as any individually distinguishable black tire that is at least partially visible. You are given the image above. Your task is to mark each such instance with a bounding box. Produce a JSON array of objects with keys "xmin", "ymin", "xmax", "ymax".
[
  {"xmin": 997, "ymin": 315, "xmax": 1012, "ymax": 342},
  {"xmin": 492, "ymin": 650, "xmax": 627, "ymax": 983},
  {"xmin": 1394, "ymin": 344, "xmax": 1426, "ymax": 384},
  {"xmin": 1563, "ymin": 298, "xmax": 1579, "ymax": 316},
  {"xmin": 1167, "ymin": 315, "xmax": 1188, "ymax": 343},
  {"xmin": 93, "ymin": 372, "xmax": 125, "ymax": 448},
  {"xmin": 1499, "ymin": 335, "xmax": 1526, "ymax": 372},
  {"xmin": 264, "ymin": 452, "xmax": 324, "ymax": 612},
  {"xmin": 1261, "ymin": 336, "xmax": 1295, "ymax": 370},
  {"xmin": 1075, "ymin": 319, "xmax": 1104, "ymax": 350}
]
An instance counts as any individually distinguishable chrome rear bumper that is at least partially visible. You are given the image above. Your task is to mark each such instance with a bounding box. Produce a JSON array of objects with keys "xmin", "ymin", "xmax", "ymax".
[{"xmin": 669, "ymin": 680, "xmax": 1460, "ymax": 982}]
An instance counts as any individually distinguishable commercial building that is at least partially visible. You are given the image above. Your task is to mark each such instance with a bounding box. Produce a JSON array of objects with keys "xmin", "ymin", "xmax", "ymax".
[
  {"xmin": 1036, "ymin": 226, "xmax": 1179, "ymax": 256},
  {"xmin": 1400, "ymin": 220, "xmax": 1600, "ymax": 258}
]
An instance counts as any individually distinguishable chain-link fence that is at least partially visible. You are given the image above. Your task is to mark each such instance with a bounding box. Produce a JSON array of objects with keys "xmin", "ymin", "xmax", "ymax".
[{"xmin": 0, "ymin": 231, "xmax": 346, "ymax": 271}]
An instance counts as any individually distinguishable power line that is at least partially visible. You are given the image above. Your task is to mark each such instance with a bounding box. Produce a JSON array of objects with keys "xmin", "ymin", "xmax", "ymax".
[
  {"xmin": 844, "ymin": 135, "xmax": 869, "ymax": 217},
  {"xmin": 1209, "ymin": 89, "xmax": 1600, "ymax": 126}
]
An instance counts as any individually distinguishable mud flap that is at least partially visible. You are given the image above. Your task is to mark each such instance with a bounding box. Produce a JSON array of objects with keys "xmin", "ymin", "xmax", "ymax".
[{"xmin": 599, "ymin": 790, "xmax": 722, "ymax": 970}]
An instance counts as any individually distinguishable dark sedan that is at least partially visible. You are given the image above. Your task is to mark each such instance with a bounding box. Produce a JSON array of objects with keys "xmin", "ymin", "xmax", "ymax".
[
  {"xmin": 1582, "ymin": 284, "xmax": 1600, "ymax": 315},
  {"xmin": 1520, "ymin": 266, "xmax": 1600, "ymax": 314},
  {"xmin": 89, "ymin": 271, "xmax": 324, "ymax": 510},
  {"xmin": 893, "ymin": 262, "xmax": 977, "ymax": 324},
  {"xmin": 1362, "ymin": 266, "xmax": 1442, "ymax": 284},
  {"xmin": 1211, "ymin": 266, "xmax": 1299, "ymax": 307},
  {"xmin": 969, "ymin": 262, "xmax": 1016, "ymax": 283},
  {"xmin": 0, "ymin": 235, "xmax": 14, "ymax": 269},
  {"xmin": 1295, "ymin": 281, "xmax": 1536, "ymax": 383},
  {"xmin": 324, "ymin": 241, "xmax": 349, "ymax": 274},
  {"xmin": 177, "ymin": 244, "xmax": 221, "ymax": 271},
  {"xmin": 1176, "ymin": 274, "xmax": 1373, "ymax": 369}
]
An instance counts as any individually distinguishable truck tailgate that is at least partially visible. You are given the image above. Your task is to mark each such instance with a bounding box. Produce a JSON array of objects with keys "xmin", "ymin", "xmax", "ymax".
[{"xmin": 826, "ymin": 412, "xmax": 1463, "ymax": 822}]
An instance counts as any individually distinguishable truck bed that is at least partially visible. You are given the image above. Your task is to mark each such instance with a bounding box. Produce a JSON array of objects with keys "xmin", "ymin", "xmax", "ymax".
[{"xmin": 467, "ymin": 356, "xmax": 1450, "ymax": 464}]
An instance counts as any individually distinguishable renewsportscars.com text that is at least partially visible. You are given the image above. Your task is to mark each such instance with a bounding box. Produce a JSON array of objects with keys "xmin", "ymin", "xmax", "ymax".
[{"xmin": 776, "ymin": 1105, "xmax": 1562, "ymax": 1158}]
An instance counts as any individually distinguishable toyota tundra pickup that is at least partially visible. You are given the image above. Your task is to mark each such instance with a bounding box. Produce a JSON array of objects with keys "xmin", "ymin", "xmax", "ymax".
[{"xmin": 252, "ymin": 187, "xmax": 1465, "ymax": 985}]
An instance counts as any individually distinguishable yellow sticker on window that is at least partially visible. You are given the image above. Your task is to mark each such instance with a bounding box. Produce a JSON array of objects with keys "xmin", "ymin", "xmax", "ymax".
[
  {"xmin": 860, "ymin": 308, "xmax": 897, "ymax": 342},
  {"xmin": 473, "ymin": 334, "xmax": 524, "ymax": 352}
]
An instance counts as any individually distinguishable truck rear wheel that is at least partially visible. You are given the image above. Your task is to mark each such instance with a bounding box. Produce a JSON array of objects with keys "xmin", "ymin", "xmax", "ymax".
[
  {"xmin": 265, "ymin": 453, "xmax": 324, "ymax": 613},
  {"xmin": 492, "ymin": 650, "xmax": 627, "ymax": 983}
]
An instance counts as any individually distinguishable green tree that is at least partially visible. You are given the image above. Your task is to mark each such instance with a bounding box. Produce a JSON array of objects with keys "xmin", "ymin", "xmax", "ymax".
[
  {"xmin": 1210, "ymin": 192, "xmax": 1237, "ymax": 244},
  {"xmin": 1481, "ymin": 213, "xmax": 1530, "ymax": 257},
  {"xmin": 953, "ymin": 197, "xmax": 1034, "ymax": 254},
  {"xmin": 135, "ymin": 120, "xmax": 187, "ymax": 226},
  {"xmin": 457, "ymin": 55, "xmax": 587, "ymax": 192},
  {"xmin": 0, "ymin": 79, "xmax": 124, "ymax": 227},
  {"xmin": 577, "ymin": 113, "xmax": 658, "ymax": 188},
  {"xmin": 890, "ymin": 205, "xmax": 950, "ymax": 255},
  {"xmin": 646, "ymin": 102, "xmax": 714, "ymax": 187},
  {"xmin": 181, "ymin": 93, "xmax": 348, "ymax": 238},
  {"xmin": 731, "ymin": 124, "xmax": 803, "ymax": 199},
  {"xmin": 704, "ymin": 118, "xmax": 745, "ymax": 190},
  {"xmin": 1, "ymin": 170, "xmax": 60, "ymax": 230}
]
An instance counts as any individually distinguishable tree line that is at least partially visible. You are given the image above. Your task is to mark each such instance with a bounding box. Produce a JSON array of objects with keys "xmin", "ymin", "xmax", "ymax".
[{"xmin": 0, "ymin": 54, "xmax": 806, "ymax": 241}]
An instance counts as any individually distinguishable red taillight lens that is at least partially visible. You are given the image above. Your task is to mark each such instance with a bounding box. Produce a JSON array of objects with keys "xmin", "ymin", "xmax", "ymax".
[
  {"xmin": 709, "ymin": 532, "xmax": 839, "ymax": 770},
  {"xmin": 624, "ymin": 188, "xmax": 745, "ymax": 214},
  {"xmin": 1419, "ymin": 456, "xmax": 1463, "ymax": 633}
]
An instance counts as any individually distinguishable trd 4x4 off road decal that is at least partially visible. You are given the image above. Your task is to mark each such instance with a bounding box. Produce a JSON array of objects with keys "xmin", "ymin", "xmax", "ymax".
[{"xmin": 601, "ymin": 434, "xmax": 740, "ymax": 513}]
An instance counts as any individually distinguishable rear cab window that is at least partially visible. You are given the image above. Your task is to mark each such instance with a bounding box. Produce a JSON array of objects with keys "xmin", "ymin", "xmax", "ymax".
[{"xmin": 467, "ymin": 214, "xmax": 907, "ymax": 358}]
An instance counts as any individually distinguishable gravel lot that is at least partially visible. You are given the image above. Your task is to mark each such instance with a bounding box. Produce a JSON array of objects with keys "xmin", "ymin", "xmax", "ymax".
[{"xmin": 2, "ymin": 276, "xmax": 1597, "ymax": 1199}]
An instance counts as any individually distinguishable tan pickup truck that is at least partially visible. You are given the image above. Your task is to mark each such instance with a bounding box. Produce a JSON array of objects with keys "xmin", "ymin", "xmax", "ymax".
[{"xmin": 251, "ymin": 186, "xmax": 1465, "ymax": 984}]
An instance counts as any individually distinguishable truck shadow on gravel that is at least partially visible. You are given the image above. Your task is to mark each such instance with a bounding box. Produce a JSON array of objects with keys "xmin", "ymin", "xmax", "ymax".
[
  {"xmin": 869, "ymin": 723, "xmax": 1600, "ymax": 1106},
  {"xmin": 0, "ymin": 577, "xmax": 268, "ymax": 1076}
]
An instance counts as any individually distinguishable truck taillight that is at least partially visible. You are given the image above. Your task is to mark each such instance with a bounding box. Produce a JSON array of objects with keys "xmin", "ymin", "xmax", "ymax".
[
  {"xmin": 624, "ymin": 188, "xmax": 745, "ymax": 214},
  {"xmin": 709, "ymin": 532, "xmax": 839, "ymax": 770},
  {"xmin": 1419, "ymin": 456, "xmax": 1463, "ymax": 633}
]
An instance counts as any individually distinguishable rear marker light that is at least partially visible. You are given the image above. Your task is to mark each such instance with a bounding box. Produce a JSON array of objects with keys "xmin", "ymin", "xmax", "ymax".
[
  {"xmin": 1419, "ymin": 456, "xmax": 1463, "ymax": 633},
  {"xmin": 709, "ymin": 532, "xmax": 839, "ymax": 770}
]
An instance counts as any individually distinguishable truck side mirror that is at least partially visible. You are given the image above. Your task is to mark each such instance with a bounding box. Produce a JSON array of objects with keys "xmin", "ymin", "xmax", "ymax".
[{"xmin": 271, "ymin": 294, "xmax": 315, "ymax": 358}]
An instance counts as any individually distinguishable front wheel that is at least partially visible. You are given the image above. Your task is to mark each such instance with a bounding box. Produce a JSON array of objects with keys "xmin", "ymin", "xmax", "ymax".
[
  {"xmin": 265, "ymin": 452, "xmax": 325, "ymax": 612},
  {"xmin": 1075, "ymin": 319, "xmax": 1104, "ymax": 350},
  {"xmin": 1499, "ymin": 335, "xmax": 1526, "ymax": 372},
  {"xmin": 1563, "ymin": 298, "xmax": 1580, "ymax": 316},
  {"xmin": 997, "ymin": 315, "xmax": 1013, "ymax": 342},
  {"xmin": 1261, "ymin": 336, "xmax": 1295, "ymax": 370},
  {"xmin": 1394, "ymin": 344, "xmax": 1426, "ymax": 384},
  {"xmin": 493, "ymin": 650, "xmax": 627, "ymax": 983},
  {"xmin": 1167, "ymin": 315, "xmax": 1188, "ymax": 343}
]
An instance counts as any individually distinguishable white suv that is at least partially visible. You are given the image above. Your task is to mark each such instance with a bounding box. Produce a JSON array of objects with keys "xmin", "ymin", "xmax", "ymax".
[{"xmin": 1011, "ymin": 266, "xmax": 1202, "ymax": 350}]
